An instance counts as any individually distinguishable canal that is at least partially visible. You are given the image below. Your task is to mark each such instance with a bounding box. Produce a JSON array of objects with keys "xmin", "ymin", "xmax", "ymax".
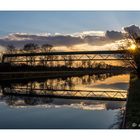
[{"xmin": 0, "ymin": 72, "xmax": 130, "ymax": 129}]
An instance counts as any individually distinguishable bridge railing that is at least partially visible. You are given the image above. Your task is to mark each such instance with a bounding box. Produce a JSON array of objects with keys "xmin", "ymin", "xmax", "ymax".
[
  {"xmin": 1, "ymin": 50, "xmax": 134, "ymax": 68},
  {"xmin": 3, "ymin": 87, "xmax": 127, "ymax": 101}
]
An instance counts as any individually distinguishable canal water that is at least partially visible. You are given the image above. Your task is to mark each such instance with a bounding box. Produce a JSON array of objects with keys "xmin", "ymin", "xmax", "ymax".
[{"xmin": 0, "ymin": 73, "xmax": 130, "ymax": 129}]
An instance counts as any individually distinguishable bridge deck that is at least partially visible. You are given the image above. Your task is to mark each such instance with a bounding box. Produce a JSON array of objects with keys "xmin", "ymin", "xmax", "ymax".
[
  {"xmin": 3, "ymin": 50, "xmax": 128, "ymax": 57},
  {"xmin": 3, "ymin": 88, "xmax": 127, "ymax": 101},
  {"xmin": 3, "ymin": 91, "xmax": 127, "ymax": 101}
]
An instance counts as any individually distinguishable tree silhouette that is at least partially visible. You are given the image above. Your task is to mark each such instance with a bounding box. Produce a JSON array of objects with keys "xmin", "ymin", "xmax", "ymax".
[
  {"xmin": 41, "ymin": 43, "xmax": 53, "ymax": 52},
  {"xmin": 23, "ymin": 43, "xmax": 38, "ymax": 52},
  {"xmin": 122, "ymin": 26, "xmax": 140, "ymax": 73},
  {"xmin": 6, "ymin": 44, "xmax": 16, "ymax": 53}
]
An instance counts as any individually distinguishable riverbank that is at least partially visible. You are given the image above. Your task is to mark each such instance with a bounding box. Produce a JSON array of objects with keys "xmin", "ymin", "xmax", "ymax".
[
  {"xmin": 123, "ymin": 73, "xmax": 140, "ymax": 128},
  {"xmin": 0, "ymin": 63, "xmax": 132, "ymax": 81},
  {"xmin": 0, "ymin": 69, "xmax": 129, "ymax": 81}
]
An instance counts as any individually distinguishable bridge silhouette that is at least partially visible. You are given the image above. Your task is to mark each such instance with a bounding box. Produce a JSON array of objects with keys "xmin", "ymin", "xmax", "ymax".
[
  {"xmin": 0, "ymin": 50, "xmax": 138, "ymax": 128},
  {"xmin": 1, "ymin": 50, "xmax": 135, "ymax": 124},
  {"xmin": 0, "ymin": 50, "xmax": 133, "ymax": 103},
  {"xmin": 2, "ymin": 50, "xmax": 134, "ymax": 68},
  {"xmin": 0, "ymin": 72, "xmax": 128, "ymax": 102},
  {"xmin": 2, "ymin": 88, "xmax": 127, "ymax": 101},
  {"xmin": 0, "ymin": 50, "xmax": 132, "ymax": 103}
]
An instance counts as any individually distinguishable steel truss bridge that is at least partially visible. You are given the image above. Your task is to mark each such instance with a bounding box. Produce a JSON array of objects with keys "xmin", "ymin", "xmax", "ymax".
[
  {"xmin": 2, "ymin": 87, "xmax": 127, "ymax": 101},
  {"xmin": 0, "ymin": 50, "xmax": 131, "ymax": 102},
  {"xmin": 2, "ymin": 50, "xmax": 135, "ymax": 68},
  {"xmin": 0, "ymin": 71, "xmax": 128, "ymax": 101}
]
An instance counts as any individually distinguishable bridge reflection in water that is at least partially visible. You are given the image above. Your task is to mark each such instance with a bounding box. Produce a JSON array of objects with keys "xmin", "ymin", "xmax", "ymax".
[
  {"xmin": 0, "ymin": 72, "xmax": 129, "ymax": 106},
  {"xmin": 0, "ymin": 72, "xmax": 129, "ymax": 129}
]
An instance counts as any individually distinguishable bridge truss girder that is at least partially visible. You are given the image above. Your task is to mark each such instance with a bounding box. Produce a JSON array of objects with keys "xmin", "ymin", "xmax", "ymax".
[
  {"xmin": 3, "ymin": 87, "xmax": 127, "ymax": 101},
  {"xmin": 3, "ymin": 53, "xmax": 134, "ymax": 68}
]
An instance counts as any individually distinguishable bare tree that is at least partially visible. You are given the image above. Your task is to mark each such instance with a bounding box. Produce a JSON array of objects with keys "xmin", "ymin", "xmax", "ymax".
[
  {"xmin": 120, "ymin": 25, "xmax": 140, "ymax": 72},
  {"xmin": 41, "ymin": 44, "xmax": 53, "ymax": 52},
  {"xmin": 40, "ymin": 44, "xmax": 54, "ymax": 66},
  {"xmin": 23, "ymin": 43, "xmax": 38, "ymax": 52},
  {"xmin": 6, "ymin": 44, "xmax": 16, "ymax": 54}
]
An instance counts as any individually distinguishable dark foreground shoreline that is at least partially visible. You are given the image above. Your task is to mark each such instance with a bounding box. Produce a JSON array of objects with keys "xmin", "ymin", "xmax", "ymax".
[
  {"xmin": 0, "ymin": 70, "xmax": 131, "ymax": 82},
  {"xmin": 0, "ymin": 63, "xmax": 132, "ymax": 81}
]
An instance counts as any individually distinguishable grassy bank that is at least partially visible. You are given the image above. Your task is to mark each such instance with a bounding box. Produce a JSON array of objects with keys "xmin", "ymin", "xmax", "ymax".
[
  {"xmin": 123, "ymin": 73, "xmax": 140, "ymax": 128},
  {"xmin": 0, "ymin": 63, "xmax": 131, "ymax": 81},
  {"xmin": 0, "ymin": 69, "xmax": 127, "ymax": 81}
]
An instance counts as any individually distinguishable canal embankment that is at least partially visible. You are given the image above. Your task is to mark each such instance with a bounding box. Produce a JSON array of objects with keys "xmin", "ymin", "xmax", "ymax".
[{"xmin": 122, "ymin": 73, "xmax": 140, "ymax": 128}]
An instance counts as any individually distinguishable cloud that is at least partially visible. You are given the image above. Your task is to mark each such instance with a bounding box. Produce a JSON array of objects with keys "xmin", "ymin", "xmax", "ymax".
[
  {"xmin": 123, "ymin": 24, "xmax": 140, "ymax": 39},
  {"xmin": 72, "ymin": 30, "xmax": 105, "ymax": 37},
  {"xmin": 93, "ymin": 82, "xmax": 129, "ymax": 90},
  {"xmin": 2, "ymin": 25, "xmax": 140, "ymax": 54},
  {"xmin": 105, "ymin": 30, "xmax": 124, "ymax": 40},
  {"xmin": 0, "ymin": 45, "xmax": 6, "ymax": 52},
  {"xmin": 0, "ymin": 30, "xmax": 124, "ymax": 51},
  {"xmin": 0, "ymin": 33, "xmax": 83, "ymax": 47}
]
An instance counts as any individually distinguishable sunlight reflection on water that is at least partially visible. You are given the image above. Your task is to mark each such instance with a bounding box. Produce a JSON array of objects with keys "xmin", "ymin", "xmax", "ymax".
[{"xmin": 0, "ymin": 73, "xmax": 129, "ymax": 128}]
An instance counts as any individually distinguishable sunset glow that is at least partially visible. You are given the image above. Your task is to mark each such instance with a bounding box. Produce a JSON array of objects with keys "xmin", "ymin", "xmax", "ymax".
[
  {"xmin": 0, "ymin": 11, "xmax": 140, "ymax": 130},
  {"xmin": 129, "ymin": 44, "xmax": 137, "ymax": 51}
]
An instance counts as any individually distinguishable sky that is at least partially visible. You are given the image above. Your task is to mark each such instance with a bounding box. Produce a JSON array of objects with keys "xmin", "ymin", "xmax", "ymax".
[
  {"xmin": 0, "ymin": 11, "xmax": 140, "ymax": 52},
  {"xmin": 1, "ymin": 11, "xmax": 140, "ymax": 35}
]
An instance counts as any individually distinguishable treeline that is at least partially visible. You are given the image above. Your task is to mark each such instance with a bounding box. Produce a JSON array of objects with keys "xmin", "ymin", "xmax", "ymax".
[
  {"xmin": 6, "ymin": 43, "xmax": 54, "ymax": 54},
  {"xmin": 0, "ymin": 63, "xmax": 129, "ymax": 72}
]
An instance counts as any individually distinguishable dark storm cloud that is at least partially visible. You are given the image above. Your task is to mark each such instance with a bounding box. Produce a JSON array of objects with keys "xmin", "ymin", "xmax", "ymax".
[
  {"xmin": 124, "ymin": 24, "xmax": 140, "ymax": 39},
  {"xmin": 105, "ymin": 30, "xmax": 124, "ymax": 40}
]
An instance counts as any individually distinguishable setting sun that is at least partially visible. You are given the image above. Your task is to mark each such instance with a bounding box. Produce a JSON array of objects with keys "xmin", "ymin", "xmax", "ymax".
[{"xmin": 129, "ymin": 44, "xmax": 137, "ymax": 51}]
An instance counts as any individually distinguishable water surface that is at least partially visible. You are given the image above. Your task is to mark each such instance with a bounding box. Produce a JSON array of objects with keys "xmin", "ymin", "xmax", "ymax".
[{"xmin": 0, "ymin": 73, "xmax": 130, "ymax": 128}]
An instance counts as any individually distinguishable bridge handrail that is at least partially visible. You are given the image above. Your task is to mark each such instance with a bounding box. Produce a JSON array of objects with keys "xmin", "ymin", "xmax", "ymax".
[
  {"xmin": 8, "ymin": 87, "xmax": 127, "ymax": 93},
  {"xmin": 2, "ymin": 50, "xmax": 129, "ymax": 57}
]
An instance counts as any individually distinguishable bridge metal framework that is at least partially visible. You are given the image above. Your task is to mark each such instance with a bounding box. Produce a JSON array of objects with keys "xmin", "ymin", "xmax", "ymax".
[
  {"xmin": 2, "ymin": 50, "xmax": 135, "ymax": 68},
  {"xmin": 0, "ymin": 71, "xmax": 129, "ymax": 102},
  {"xmin": 13, "ymin": 72, "xmax": 123, "ymax": 87},
  {"xmin": 3, "ymin": 87, "xmax": 127, "ymax": 101}
]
